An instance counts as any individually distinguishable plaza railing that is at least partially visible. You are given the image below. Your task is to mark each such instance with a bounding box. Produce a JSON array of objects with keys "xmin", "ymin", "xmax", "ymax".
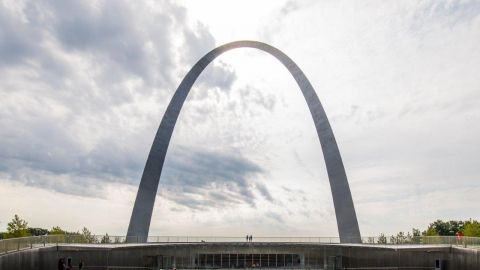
[{"xmin": 1, "ymin": 235, "xmax": 479, "ymax": 255}]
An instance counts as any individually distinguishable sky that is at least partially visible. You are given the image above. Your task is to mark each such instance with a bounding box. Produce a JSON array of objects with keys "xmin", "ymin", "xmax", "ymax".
[{"xmin": 0, "ymin": 0, "xmax": 479, "ymax": 237}]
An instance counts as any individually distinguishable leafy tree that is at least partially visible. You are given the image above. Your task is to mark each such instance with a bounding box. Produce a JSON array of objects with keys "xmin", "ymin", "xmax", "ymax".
[
  {"xmin": 463, "ymin": 220, "xmax": 480, "ymax": 237},
  {"xmin": 380, "ymin": 228, "xmax": 426, "ymax": 244},
  {"xmin": 405, "ymin": 232, "xmax": 413, "ymax": 242},
  {"xmin": 424, "ymin": 226, "xmax": 438, "ymax": 236},
  {"xmin": 377, "ymin": 233, "xmax": 387, "ymax": 244},
  {"xmin": 49, "ymin": 226, "xmax": 66, "ymax": 235},
  {"xmin": 425, "ymin": 220, "xmax": 464, "ymax": 236},
  {"xmin": 80, "ymin": 227, "xmax": 96, "ymax": 243},
  {"xmin": 101, "ymin": 233, "xmax": 111, "ymax": 244},
  {"xmin": 5, "ymin": 214, "xmax": 31, "ymax": 238},
  {"xmin": 389, "ymin": 235, "xmax": 396, "ymax": 244},
  {"xmin": 113, "ymin": 236, "xmax": 123, "ymax": 244},
  {"xmin": 365, "ymin": 237, "xmax": 375, "ymax": 244},
  {"xmin": 410, "ymin": 228, "xmax": 421, "ymax": 243},
  {"xmin": 391, "ymin": 231, "xmax": 407, "ymax": 244},
  {"xmin": 28, "ymin": 227, "xmax": 48, "ymax": 236}
]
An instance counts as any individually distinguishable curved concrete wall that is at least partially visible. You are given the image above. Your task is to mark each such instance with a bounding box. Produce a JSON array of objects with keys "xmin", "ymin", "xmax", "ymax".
[
  {"xmin": 127, "ymin": 41, "xmax": 360, "ymax": 243},
  {"xmin": 2, "ymin": 244, "xmax": 479, "ymax": 270}
]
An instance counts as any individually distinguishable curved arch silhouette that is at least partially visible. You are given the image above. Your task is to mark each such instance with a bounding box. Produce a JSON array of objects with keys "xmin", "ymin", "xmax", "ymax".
[{"xmin": 127, "ymin": 41, "xmax": 361, "ymax": 243}]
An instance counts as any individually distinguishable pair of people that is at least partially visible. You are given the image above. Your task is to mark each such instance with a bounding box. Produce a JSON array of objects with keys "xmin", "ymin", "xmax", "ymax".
[
  {"xmin": 57, "ymin": 258, "xmax": 83, "ymax": 270},
  {"xmin": 246, "ymin": 234, "xmax": 253, "ymax": 242}
]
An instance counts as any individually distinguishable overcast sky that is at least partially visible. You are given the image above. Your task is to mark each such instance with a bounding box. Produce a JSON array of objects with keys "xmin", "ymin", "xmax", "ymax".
[{"xmin": 1, "ymin": 0, "xmax": 479, "ymax": 237}]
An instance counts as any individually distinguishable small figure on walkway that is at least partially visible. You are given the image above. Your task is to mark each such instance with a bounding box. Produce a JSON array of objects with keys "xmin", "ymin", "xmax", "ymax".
[
  {"xmin": 249, "ymin": 235, "xmax": 253, "ymax": 242},
  {"xmin": 246, "ymin": 234, "xmax": 249, "ymax": 242},
  {"xmin": 79, "ymin": 260, "xmax": 84, "ymax": 269}
]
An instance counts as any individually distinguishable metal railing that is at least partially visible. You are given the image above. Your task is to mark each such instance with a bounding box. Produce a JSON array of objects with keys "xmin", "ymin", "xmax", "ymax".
[{"xmin": 1, "ymin": 235, "xmax": 479, "ymax": 255}]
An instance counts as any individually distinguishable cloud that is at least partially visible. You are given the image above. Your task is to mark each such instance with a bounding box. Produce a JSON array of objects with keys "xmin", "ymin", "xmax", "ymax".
[
  {"xmin": 196, "ymin": 61, "xmax": 237, "ymax": 93},
  {"xmin": 0, "ymin": 143, "xmax": 271, "ymax": 209},
  {"xmin": 238, "ymin": 85, "xmax": 277, "ymax": 112},
  {"xmin": 181, "ymin": 21, "xmax": 237, "ymax": 93},
  {"xmin": 265, "ymin": 211, "xmax": 283, "ymax": 223},
  {"xmin": 0, "ymin": 0, "xmax": 237, "ymax": 102},
  {"xmin": 0, "ymin": 4, "xmax": 38, "ymax": 67},
  {"xmin": 0, "ymin": 0, "xmax": 246, "ymax": 209},
  {"xmin": 280, "ymin": 0, "xmax": 300, "ymax": 16},
  {"xmin": 160, "ymin": 146, "xmax": 271, "ymax": 209}
]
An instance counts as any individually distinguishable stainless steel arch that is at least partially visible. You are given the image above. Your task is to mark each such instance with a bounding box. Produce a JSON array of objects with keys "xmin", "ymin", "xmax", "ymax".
[{"xmin": 127, "ymin": 40, "xmax": 361, "ymax": 243}]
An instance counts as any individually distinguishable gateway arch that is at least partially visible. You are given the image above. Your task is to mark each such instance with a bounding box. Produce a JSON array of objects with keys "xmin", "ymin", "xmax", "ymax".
[{"xmin": 127, "ymin": 40, "xmax": 361, "ymax": 243}]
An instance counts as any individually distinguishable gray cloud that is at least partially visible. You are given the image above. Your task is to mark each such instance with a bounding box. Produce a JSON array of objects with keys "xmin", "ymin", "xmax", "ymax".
[
  {"xmin": 265, "ymin": 211, "xmax": 284, "ymax": 223},
  {"xmin": 22, "ymin": 0, "xmax": 175, "ymax": 89},
  {"xmin": 182, "ymin": 22, "xmax": 215, "ymax": 64},
  {"xmin": 280, "ymin": 0, "xmax": 301, "ymax": 16},
  {"xmin": 196, "ymin": 61, "xmax": 237, "ymax": 93},
  {"xmin": 256, "ymin": 182, "xmax": 273, "ymax": 202},
  {"xmin": 0, "ymin": 4, "xmax": 38, "ymax": 67},
  {"xmin": 0, "ymin": 143, "xmax": 271, "ymax": 209},
  {"xmin": 238, "ymin": 85, "xmax": 277, "ymax": 113},
  {"xmin": 183, "ymin": 23, "xmax": 237, "ymax": 93},
  {"xmin": 0, "ymin": 0, "xmax": 249, "ymax": 209},
  {"xmin": 0, "ymin": 110, "xmax": 145, "ymax": 185},
  {"xmin": 0, "ymin": 0, "xmax": 237, "ymax": 103},
  {"xmin": 160, "ymin": 147, "xmax": 271, "ymax": 209}
]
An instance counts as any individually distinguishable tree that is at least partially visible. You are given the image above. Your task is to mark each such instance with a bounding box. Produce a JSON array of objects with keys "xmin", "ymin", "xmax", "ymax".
[
  {"xmin": 425, "ymin": 220, "xmax": 464, "ymax": 236},
  {"xmin": 80, "ymin": 227, "xmax": 96, "ymax": 243},
  {"xmin": 5, "ymin": 214, "xmax": 31, "ymax": 238},
  {"xmin": 463, "ymin": 220, "xmax": 480, "ymax": 237},
  {"xmin": 392, "ymin": 231, "xmax": 407, "ymax": 244},
  {"xmin": 101, "ymin": 233, "xmax": 111, "ymax": 244},
  {"xmin": 410, "ymin": 228, "xmax": 421, "ymax": 243},
  {"xmin": 28, "ymin": 227, "xmax": 48, "ymax": 236},
  {"xmin": 49, "ymin": 226, "xmax": 66, "ymax": 235},
  {"xmin": 424, "ymin": 226, "xmax": 438, "ymax": 236},
  {"xmin": 377, "ymin": 233, "xmax": 387, "ymax": 244}
]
